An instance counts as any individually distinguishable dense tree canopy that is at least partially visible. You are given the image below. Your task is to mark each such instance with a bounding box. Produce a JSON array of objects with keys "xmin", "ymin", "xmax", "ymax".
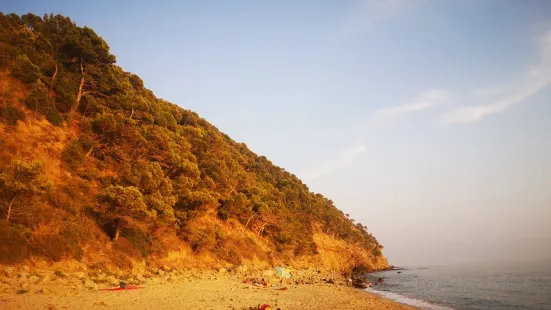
[{"xmin": 0, "ymin": 12, "xmax": 383, "ymax": 264}]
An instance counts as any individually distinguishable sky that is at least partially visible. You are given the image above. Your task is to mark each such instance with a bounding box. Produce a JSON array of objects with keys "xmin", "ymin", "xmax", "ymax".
[{"xmin": 3, "ymin": 0, "xmax": 551, "ymax": 266}]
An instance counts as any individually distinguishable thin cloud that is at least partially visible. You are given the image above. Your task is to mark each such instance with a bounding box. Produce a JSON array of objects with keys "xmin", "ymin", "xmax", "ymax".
[
  {"xmin": 300, "ymin": 145, "xmax": 366, "ymax": 181},
  {"xmin": 378, "ymin": 89, "xmax": 448, "ymax": 115},
  {"xmin": 443, "ymin": 29, "xmax": 551, "ymax": 124},
  {"xmin": 471, "ymin": 86, "xmax": 514, "ymax": 98},
  {"xmin": 337, "ymin": 0, "xmax": 420, "ymax": 38}
]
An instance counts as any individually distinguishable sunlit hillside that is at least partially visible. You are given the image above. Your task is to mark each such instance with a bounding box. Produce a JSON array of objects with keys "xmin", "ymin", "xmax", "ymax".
[{"xmin": 0, "ymin": 13, "xmax": 387, "ymax": 272}]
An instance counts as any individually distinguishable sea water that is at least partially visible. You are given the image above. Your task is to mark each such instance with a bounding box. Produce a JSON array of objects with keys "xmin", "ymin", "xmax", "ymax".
[{"xmin": 365, "ymin": 261, "xmax": 551, "ymax": 310}]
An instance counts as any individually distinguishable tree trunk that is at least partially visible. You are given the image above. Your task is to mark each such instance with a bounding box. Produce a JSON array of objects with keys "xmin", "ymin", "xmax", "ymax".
[
  {"xmin": 6, "ymin": 198, "xmax": 15, "ymax": 223},
  {"xmin": 113, "ymin": 219, "xmax": 120, "ymax": 241},
  {"xmin": 50, "ymin": 60, "xmax": 58, "ymax": 91},
  {"xmin": 258, "ymin": 222, "xmax": 268, "ymax": 237},
  {"xmin": 70, "ymin": 60, "xmax": 85, "ymax": 118},
  {"xmin": 245, "ymin": 213, "xmax": 257, "ymax": 228},
  {"xmin": 227, "ymin": 183, "xmax": 237, "ymax": 196},
  {"xmin": 85, "ymin": 145, "xmax": 95, "ymax": 157}
]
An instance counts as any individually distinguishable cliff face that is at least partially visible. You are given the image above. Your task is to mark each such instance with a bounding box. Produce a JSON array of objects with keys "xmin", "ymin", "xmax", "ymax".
[{"xmin": 0, "ymin": 13, "xmax": 388, "ymax": 272}]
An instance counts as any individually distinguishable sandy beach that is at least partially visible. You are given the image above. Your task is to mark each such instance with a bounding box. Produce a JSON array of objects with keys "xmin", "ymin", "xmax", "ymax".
[{"xmin": 0, "ymin": 273, "xmax": 415, "ymax": 310}]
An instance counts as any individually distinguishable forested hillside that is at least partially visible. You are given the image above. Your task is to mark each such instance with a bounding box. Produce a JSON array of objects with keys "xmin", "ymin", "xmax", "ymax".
[{"xmin": 0, "ymin": 13, "xmax": 387, "ymax": 272}]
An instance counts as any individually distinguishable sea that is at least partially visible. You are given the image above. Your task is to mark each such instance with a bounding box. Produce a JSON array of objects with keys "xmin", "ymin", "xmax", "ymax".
[{"xmin": 365, "ymin": 261, "xmax": 551, "ymax": 310}]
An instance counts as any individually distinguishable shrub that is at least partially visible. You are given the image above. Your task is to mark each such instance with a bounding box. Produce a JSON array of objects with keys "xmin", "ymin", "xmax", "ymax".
[
  {"xmin": 12, "ymin": 54, "xmax": 40, "ymax": 84},
  {"xmin": 60, "ymin": 224, "xmax": 89, "ymax": 262},
  {"xmin": 217, "ymin": 205, "xmax": 229, "ymax": 221},
  {"xmin": 0, "ymin": 222, "xmax": 29, "ymax": 264},
  {"xmin": 25, "ymin": 81, "xmax": 63, "ymax": 126},
  {"xmin": 62, "ymin": 140, "xmax": 86, "ymax": 168},
  {"xmin": 0, "ymin": 105, "xmax": 26, "ymax": 125},
  {"xmin": 186, "ymin": 227, "xmax": 217, "ymax": 253},
  {"xmin": 0, "ymin": 159, "xmax": 50, "ymax": 224},
  {"xmin": 62, "ymin": 137, "xmax": 95, "ymax": 169},
  {"xmin": 121, "ymin": 227, "xmax": 152, "ymax": 258},
  {"xmin": 44, "ymin": 108, "xmax": 63, "ymax": 126},
  {"xmin": 24, "ymin": 81, "xmax": 49, "ymax": 110},
  {"xmin": 29, "ymin": 232, "xmax": 72, "ymax": 262}
]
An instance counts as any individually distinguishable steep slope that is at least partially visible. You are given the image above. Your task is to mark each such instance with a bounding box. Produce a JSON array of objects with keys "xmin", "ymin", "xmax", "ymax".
[{"xmin": 0, "ymin": 13, "xmax": 388, "ymax": 272}]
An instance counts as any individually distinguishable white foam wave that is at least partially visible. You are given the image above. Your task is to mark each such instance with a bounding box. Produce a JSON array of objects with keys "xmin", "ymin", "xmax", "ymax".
[{"xmin": 365, "ymin": 288, "xmax": 455, "ymax": 310}]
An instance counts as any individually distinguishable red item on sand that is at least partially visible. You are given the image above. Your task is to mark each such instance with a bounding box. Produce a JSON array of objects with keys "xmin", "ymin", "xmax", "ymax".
[
  {"xmin": 99, "ymin": 285, "xmax": 144, "ymax": 291},
  {"xmin": 260, "ymin": 304, "xmax": 271, "ymax": 310},
  {"xmin": 280, "ymin": 287, "xmax": 287, "ymax": 291}
]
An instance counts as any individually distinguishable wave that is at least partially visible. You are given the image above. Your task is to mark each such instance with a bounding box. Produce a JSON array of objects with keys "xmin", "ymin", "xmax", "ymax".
[{"xmin": 365, "ymin": 288, "xmax": 455, "ymax": 310}]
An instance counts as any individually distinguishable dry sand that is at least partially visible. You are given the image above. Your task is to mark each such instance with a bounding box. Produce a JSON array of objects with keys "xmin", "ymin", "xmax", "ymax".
[{"xmin": 0, "ymin": 277, "xmax": 415, "ymax": 310}]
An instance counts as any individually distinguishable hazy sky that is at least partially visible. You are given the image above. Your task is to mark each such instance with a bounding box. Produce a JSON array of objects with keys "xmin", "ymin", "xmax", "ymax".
[{"xmin": 4, "ymin": 0, "xmax": 551, "ymax": 266}]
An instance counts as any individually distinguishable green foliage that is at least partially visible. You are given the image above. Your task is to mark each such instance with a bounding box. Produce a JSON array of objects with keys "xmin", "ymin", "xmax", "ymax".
[
  {"xmin": 62, "ymin": 140, "xmax": 86, "ymax": 168},
  {"xmin": 61, "ymin": 137, "xmax": 94, "ymax": 169},
  {"xmin": 122, "ymin": 227, "xmax": 153, "ymax": 258},
  {"xmin": 25, "ymin": 81, "xmax": 62, "ymax": 126},
  {"xmin": 0, "ymin": 222, "xmax": 29, "ymax": 263},
  {"xmin": 44, "ymin": 108, "xmax": 63, "ymax": 126},
  {"xmin": 12, "ymin": 54, "xmax": 40, "ymax": 83},
  {"xmin": 0, "ymin": 12, "xmax": 385, "ymax": 263},
  {"xmin": 97, "ymin": 185, "xmax": 155, "ymax": 222},
  {"xmin": 24, "ymin": 82, "xmax": 48, "ymax": 111},
  {"xmin": 62, "ymin": 25, "xmax": 116, "ymax": 65},
  {"xmin": 123, "ymin": 161, "xmax": 177, "ymax": 222},
  {"xmin": 218, "ymin": 193, "xmax": 251, "ymax": 222},
  {"xmin": 52, "ymin": 73, "xmax": 77, "ymax": 112},
  {"xmin": 0, "ymin": 159, "xmax": 50, "ymax": 223},
  {"xmin": 128, "ymin": 73, "xmax": 144, "ymax": 89},
  {"xmin": 0, "ymin": 105, "xmax": 26, "ymax": 125},
  {"xmin": 186, "ymin": 226, "xmax": 218, "ymax": 253}
]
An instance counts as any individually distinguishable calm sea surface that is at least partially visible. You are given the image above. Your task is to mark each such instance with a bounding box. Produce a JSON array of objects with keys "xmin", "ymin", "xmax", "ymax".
[{"xmin": 365, "ymin": 261, "xmax": 551, "ymax": 310}]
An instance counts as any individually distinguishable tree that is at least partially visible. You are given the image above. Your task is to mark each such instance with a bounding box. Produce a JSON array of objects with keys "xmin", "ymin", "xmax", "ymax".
[
  {"xmin": 61, "ymin": 25, "xmax": 116, "ymax": 118},
  {"xmin": 0, "ymin": 12, "xmax": 386, "ymax": 263},
  {"xmin": 124, "ymin": 161, "xmax": 177, "ymax": 222},
  {"xmin": 97, "ymin": 185, "xmax": 156, "ymax": 241},
  {"xmin": 41, "ymin": 14, "xmax": 75, "ymax": 90},
  {"xmin": 0, "ymin": 159, "xmax": 49, "ymax": 223},
  {"xmin": 25, "ymin": 80, "xmax": 63, "ymax": 126}
]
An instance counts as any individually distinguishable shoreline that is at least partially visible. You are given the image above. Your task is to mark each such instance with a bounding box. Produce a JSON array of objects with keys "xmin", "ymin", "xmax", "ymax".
[{"xmin": 0, "ymin": 267, "xmax": 416, "ymax": 309}]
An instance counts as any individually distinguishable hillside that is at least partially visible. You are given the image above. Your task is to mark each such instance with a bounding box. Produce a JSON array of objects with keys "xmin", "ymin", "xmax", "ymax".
[{"xmin": 0, "ymin": 13, "xmax": 388, "ymax": 273}]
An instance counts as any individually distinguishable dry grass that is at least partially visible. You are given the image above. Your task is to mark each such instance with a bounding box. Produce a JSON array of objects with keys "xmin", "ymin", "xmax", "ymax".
[{"xmin": 0, "ymin": 70, "xmax": 27, "ymax": 104}]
